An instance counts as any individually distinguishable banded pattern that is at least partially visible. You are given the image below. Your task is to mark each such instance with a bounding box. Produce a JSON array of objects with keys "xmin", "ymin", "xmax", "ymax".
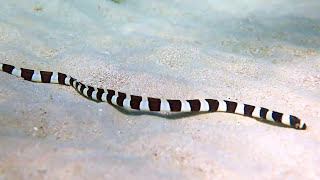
[{"xmin": 0, "ymin": 62, "xmax": 306, "ymax": 130}]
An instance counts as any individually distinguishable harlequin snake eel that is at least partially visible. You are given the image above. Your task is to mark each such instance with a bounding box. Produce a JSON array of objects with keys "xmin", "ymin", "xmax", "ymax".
[{"xmin": 0, "ymin": 62, "xmax": 306, "ymax": 130}]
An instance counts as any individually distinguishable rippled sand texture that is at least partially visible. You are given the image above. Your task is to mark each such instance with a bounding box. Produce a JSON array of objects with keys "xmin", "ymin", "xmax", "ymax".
[{"xmin": 0, "ymin": 0, "xmax": 319, "ymax": 179}]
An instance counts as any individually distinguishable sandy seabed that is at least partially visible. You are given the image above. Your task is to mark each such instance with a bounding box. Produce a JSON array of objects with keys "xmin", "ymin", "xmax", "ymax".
[{"xmin": 0, "ymin": 0, "xmax": 320, "ymax": 179}]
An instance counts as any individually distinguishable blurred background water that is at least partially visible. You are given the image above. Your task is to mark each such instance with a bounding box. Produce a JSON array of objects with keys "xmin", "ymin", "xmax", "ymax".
[{"xmin": 1, "ymin": 0, "xmax": 319, "ymax": 60}]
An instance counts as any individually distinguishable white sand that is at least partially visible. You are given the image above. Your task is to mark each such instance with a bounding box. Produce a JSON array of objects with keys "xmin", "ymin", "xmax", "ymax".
[{"xmin": 0, "ymin": 0, "xmax": 319, "ymax": 179}]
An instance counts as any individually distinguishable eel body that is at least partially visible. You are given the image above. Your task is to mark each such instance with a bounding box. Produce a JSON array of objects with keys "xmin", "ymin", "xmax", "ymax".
[{"xmin": 0, "ymin": 63, "xmax": 307, "ymax": 130}]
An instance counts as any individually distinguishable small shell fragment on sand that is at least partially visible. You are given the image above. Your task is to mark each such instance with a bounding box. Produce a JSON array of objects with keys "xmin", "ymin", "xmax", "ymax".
[{"xmin": 112, "ymin": 0, "xmax": 124, "ymax": 3}]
